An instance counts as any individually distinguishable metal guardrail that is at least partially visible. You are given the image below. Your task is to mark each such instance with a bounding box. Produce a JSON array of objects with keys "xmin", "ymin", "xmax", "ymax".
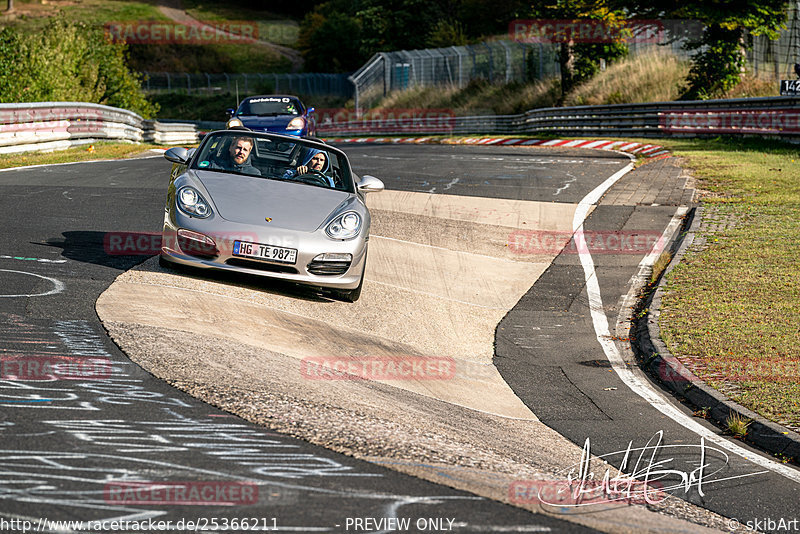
[
  {"xmin": 2, "ymin": 96, "xmax": 799, "ymax": 154},
  {"xmin": 316, "ymin": 96, "xmax": 800, "ymax": 141},
  {"xmin": 0, "ymin": 103, "xmax": 200, "ymax": 154}
]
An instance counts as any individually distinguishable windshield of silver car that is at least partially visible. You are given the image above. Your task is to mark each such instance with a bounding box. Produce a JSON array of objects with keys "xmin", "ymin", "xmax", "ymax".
[{"xmin": 192, "ymin": 132, "xmax": 353, "ymax": 193}]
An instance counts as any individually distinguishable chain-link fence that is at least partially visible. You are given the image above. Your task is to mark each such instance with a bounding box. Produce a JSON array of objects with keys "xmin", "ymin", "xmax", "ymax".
[
  {"xmin": 349, "ymin": 8, "xmax": 800, "ymax": 113},
  {"xmin": 142, "ymin": 72, "xmax": 353, "ymax": 98},
  {"xmin": 349, "ymin": 42, "xmax": 560, "ymax": 111},
  {"xmin": 749, "ymin": 2, "xmax": 800, "ymax": 80}
]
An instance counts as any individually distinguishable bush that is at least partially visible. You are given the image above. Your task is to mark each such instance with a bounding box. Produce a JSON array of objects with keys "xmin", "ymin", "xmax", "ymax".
[{"xmin": 0, "ymin": 17, "xmax": 158, "ymax": 118}]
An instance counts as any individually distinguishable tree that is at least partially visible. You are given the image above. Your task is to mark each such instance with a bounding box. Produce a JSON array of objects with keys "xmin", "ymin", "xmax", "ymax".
[
  {"xmin": 615, "ymin": 0, "xmax": 790, "ymax": 98},
  {"xmin": 527, "ymin": 1, "xmax": 629, "ymax": 101}
]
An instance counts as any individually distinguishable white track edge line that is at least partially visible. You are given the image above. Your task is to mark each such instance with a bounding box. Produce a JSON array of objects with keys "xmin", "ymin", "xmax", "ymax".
[{"xmin": 573, "ymin": 169, "xmax": 800, "ymax": 483}]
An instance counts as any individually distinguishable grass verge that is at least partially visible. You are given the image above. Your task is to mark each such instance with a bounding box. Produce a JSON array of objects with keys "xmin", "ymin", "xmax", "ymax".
[
  {"xmin": 0, "ymin": 143, "xmax": 161, "ymax": 170},
  {"xmin": 372, "ymin": 51, "xmax": 778, "ymax": 115},
  {"xmin": 656, "ymin": 137, "xmax": 800, "ymax": 434}
]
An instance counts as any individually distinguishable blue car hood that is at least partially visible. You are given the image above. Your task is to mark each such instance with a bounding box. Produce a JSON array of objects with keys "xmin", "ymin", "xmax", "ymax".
[{"xmin": 237, "ymin": 115, "xmax": 297, "ymax": 129}]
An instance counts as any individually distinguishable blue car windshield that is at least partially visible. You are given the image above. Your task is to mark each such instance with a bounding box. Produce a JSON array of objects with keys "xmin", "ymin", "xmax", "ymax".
[
  {"xmin": 192, "ymin": 132, "xmax": 354, "ymax": 193},
  {"xmin": 238, "ymin": 97, "xmax": 300, "ymax": 116}
]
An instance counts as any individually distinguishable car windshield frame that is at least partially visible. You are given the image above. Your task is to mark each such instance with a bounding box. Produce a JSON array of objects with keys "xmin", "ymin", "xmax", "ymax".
[
  {"xmin": 236, "ymin": 96, "xmax": 303, "ymax": 117},
  {"xmin": 190, "ymin": 130, "xmax": 355, "ymax": 194}
]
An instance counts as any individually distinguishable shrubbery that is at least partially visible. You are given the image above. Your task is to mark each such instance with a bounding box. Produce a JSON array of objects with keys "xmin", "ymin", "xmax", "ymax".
[{"xmin": 0, "ymin": 16, "xmax": 157, "ymax": 117}]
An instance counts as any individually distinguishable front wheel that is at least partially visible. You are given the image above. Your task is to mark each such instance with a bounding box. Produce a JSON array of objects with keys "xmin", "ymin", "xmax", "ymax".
[{"xmin": 331, "ymin": 271, "xmax": 363, "ymax": 302}]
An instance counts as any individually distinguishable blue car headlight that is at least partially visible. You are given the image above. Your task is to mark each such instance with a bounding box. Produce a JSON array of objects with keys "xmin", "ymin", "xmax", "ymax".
[
  {"xmin": 177, "ymin": 186, "xmax": 212, "ymax": 218},
  {"xmin": 326, "ymin": 211, "xmax": 361, "ymax": 240},
  {"xmin": 287, "ymin": 117, "xmax": 306, "ymax": 130}
]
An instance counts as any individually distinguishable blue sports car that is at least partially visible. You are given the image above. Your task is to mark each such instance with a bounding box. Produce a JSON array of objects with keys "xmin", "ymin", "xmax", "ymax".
[{"xmin": 226, "ymin": 95, "xmax": 315, "ymax": 137}]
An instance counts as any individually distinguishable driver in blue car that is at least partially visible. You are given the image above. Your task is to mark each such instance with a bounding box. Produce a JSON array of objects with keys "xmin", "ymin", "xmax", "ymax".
[{"xmin": 283, "ymin": 148, "xmax": 334, "ymax": 187}]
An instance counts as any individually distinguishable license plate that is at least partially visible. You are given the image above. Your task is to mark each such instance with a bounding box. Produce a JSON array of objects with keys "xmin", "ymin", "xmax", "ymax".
[{"xmin": 233, "ymin": 240, "xmax": 297, "ymax": 264}]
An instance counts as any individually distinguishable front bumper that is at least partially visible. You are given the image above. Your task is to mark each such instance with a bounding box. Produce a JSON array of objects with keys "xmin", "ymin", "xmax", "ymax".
[{"xmin": 161, "ymin": 211, "xmax": 366, "ymax": 290}]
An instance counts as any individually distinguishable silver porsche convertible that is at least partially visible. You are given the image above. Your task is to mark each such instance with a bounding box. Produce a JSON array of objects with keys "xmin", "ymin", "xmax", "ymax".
[{"xmin": 160, "ymin": 130, "xmax": 384, "ymax": 302}]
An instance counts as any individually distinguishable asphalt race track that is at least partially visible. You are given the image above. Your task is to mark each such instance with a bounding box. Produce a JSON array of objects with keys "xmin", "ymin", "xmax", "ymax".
[{"xmin": 0, "ymin": 144, "xmax": 797, "ymax": 533}]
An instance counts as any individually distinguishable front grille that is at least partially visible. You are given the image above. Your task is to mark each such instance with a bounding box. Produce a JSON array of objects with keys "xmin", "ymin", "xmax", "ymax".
[
  {"xmin": 226, "ymin": 258, "xmax": 298, "ymax": 274},
  {"xmin": 178, "ymin": 237, "xmax": 218, "ymax": 259},
  {"xmin": 307, "ymin": 261, "xmax": 351, "ymax": 276}
]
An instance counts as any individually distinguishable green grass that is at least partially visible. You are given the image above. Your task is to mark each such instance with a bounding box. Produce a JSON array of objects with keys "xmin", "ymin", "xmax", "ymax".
[
  {"xmin": 182, "ymin": 0, "xmax": 299, "ymax": 47},
  {"xmin": 3, "ymin": 0, "xmax": 169, "ymax": 28},
  {"xmin": 657, "ymin": 137, "xmax": 800, "ymax": 432},
  {"xmin": 2, "ymin": 0, "xmax": 295, "ymax": 73},
  {"xmin": 0, "ymin": 142, "xmax": 158, "ymax": 169},
  {"xmin": 373, "ymin": 51, "xmax": 779, "ymax": 115}
]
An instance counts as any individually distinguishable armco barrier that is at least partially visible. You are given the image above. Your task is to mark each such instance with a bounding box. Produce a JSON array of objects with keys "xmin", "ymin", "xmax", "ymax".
[
  {"xmin": 317, "ymin": 96, "xmax": 800, "ymax": 141},
  {"xmin": 3, "ymin": 96, "xmax": 800, "ymax": 154},
  {"xmin": 0, "ymin": 102, "xmax": 199, "ymax": 154}
]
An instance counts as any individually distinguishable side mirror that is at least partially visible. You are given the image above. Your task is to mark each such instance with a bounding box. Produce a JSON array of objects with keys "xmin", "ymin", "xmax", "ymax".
[
  {"xmin": 357, "ymin": 175, "xmax": 384, "ymax": 193},
  {"xmin": 164, "ymin": 147, "xmax": 190, "ymax": 165},
  {"xmin": 226, "ymin": 108, "xmax": 235, "ymax": 117},
  {"xmin": 306, "ymin": 107, "xmax": 315, "ymax": 115}
]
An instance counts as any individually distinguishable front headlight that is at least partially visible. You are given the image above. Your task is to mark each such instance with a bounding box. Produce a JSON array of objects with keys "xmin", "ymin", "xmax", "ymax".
[
  {"xmin": 325, "ymin": 211, "xmax": 361, "ymax": 240},
  {"xmin": 176, "ymin": 186, "xmax": 212, "ymax": 218},
  {"xmin": 287, "ymin": 117, "xmax": 305, "ymax": 130}
]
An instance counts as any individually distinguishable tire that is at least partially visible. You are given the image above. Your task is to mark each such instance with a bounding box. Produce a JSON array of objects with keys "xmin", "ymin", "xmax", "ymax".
[{"xmin": 331, "ymin": 256, "xmax": 365, "ymax": 302}]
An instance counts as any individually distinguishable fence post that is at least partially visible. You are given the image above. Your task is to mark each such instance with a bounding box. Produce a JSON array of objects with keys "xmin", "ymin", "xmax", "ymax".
[
  {"xmin": 499, "ymin": 40, "xmax": 512, "ymax": 82},
  {"xmin": 483, "ymin": 42, "xmax": 494, "ymax": 83}
]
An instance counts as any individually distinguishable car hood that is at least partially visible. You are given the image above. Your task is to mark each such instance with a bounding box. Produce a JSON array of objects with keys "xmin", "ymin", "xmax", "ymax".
[
  {"xmin": 237, "ymin": 115, "xmax": 297, "ymax": 128},
  {"xmin": 196, "ymin": 171, "xmax": 350, "ymax": 231}
]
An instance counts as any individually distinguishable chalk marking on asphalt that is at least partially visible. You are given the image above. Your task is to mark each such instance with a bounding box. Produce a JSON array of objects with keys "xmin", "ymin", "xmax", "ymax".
[
  {"xmin": 0, "ymin": 255, "xmax": 67, "ymax": 264},
  {"xmin": 572, "ymin": 164, "xmax": 800, "ymax": 484},
  {"xmin": 0, "ymin": 270, "xmax": 65, "ymax": 298},
  {"xmin": 0, "ymin": 154, "xmax": 163, "ymax": 173}
]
